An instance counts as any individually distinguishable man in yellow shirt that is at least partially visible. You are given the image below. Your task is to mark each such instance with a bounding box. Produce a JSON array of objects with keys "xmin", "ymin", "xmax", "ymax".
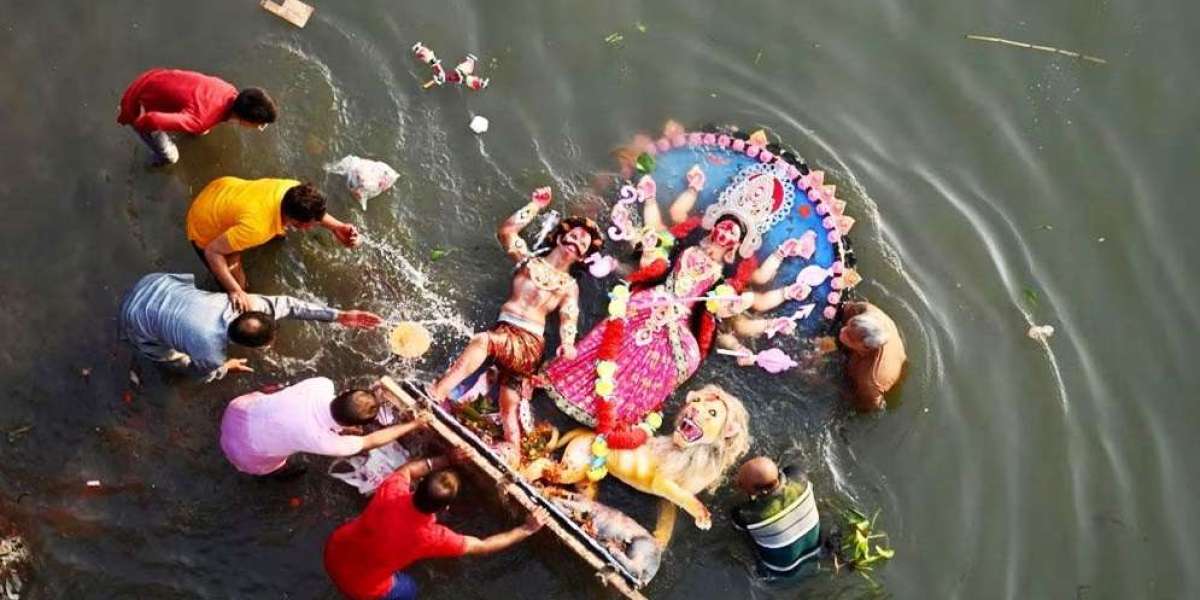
[{"xmin": 186, "ymin": 177, "xmax": 361, "ymax": 311}]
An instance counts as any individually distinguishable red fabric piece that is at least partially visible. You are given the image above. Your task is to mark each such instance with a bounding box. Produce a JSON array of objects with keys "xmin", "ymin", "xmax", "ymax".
[
  {"xmin": 729, "ymin": 256, "xmax": 760, "ymax": 293},
  {"xmin": 697, "ymin": 311, "xmax": 718, "ymax": 358},
  {"xmin": 605, "ymin": 428, "xmax": 648, "ymax": 449},
  {"xmin": 324, "ymin": 470, "xmax": 467, "ymax": 600},
  {"xmin": 117, "ymin": 68, "xmax": 238, "ymax": 134},
  {"xmin": 627, "ymin": 259, "xmax": 668, "ymax": 288},
  {"xmin": 669, "ymin": 215, "xmax": 703, "ymax": 239},
  {"xmin": 598, "ymin": 318, "xmax": 624, "ymax": 359}
]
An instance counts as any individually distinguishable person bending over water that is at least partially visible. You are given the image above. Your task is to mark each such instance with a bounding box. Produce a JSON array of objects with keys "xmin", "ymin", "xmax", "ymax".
[
  {"xmin": 429, "ymin": 187, "xmax": 603, "ymax": 452},
  {"xmin": 838, "ymin": 301, "xmax": 907, "ymax": 411},
  {"xmin": 116, "ymin": 68, "xmax": 277, "ymax": 165},
  {"xmin": 220, "ymin": 378, "xmax": 427, "ymax": 478},
  {"xmin": 186, "ymin": 177, "xmax": 360, "ymax": 311},
  {"xmin": 118, "ymin": 273, "xmax": 381, "ymax": 381},
  {"xmin": 731, "ymin": 457, "xmax": 821, "ymax": 578},
  {"xmin": 324, "ymin": 449, "xmax": 547, "ymax": 600}
]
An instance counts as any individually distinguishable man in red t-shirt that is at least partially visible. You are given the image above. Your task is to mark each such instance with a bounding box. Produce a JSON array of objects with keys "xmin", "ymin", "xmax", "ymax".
[
  {"xmin": 324, "ymin": 449, "xmax": 546, "ymax": 600},
  {"xmin": 116, "ymin": 68, "xmax": 278, "ymax": 165}
]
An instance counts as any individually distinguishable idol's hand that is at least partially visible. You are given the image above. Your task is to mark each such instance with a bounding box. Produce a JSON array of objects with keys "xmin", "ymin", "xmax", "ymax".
[
  {"xmin": 531, "ymin": 187, "xmax": 553, "ymax": 208},
  {"xmin": 557, "ymin": 344, "xmax": 578, "ymax": 360},
  {"xmin": 785, "ymin": 282, "xmax": 811, "ymax": 302},
  {"xmin": 636, "ymin": 175, "xmax": 656, "ymax": 203},
  {"xmin": 776, "ymin": 237, "xmax": 805, "ymax": 258},
  {"xmin": 686, "ymin": 165, "xmax": 706, "ymax": 192},
  {"xmin": 736, "ymin": 354, "xmax": 757, "ymax": 367},
  {"xmin": 694, "ymin": 506, "xmax": 712, "ymax": 530}
]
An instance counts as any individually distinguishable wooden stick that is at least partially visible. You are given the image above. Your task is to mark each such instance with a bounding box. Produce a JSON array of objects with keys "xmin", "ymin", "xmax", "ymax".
[
  {"xmin": 965, "ymin": 34, "xmax": 1107, "ymax": 65},
  {"xmin": 376, "ymin": 377, "xmax": 647, "ymax": 599}
]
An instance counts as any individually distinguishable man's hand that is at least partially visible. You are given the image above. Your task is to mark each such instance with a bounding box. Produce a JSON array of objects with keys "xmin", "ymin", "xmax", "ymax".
[
  {"xmin": 521, "ymin": 507, "xmax": 549, "ymax": 533},
  {"xmin": 556, "ymin": 344, "xmax": 577, "ymax": 360},
  {"xmin": 449, "ymin": 445, "xmax": 473, "ymax": 465},
  {"xmin": 531, "ymin": 187, "xmax": 552, "ymax": 208},
  {"xmin": 333, "ymin": 223, "xmax": 361, "ymax": 248},
  {"xmin": 223, "ymin": 358, "xmax": 254, "ymax": 374},
  {"xmin": 337, "ymin": 310, "xmax": 382, "ymax": 328},
  {"xmin": 228, "ymin": 289, "xmax": 253, "ymax": 313}
]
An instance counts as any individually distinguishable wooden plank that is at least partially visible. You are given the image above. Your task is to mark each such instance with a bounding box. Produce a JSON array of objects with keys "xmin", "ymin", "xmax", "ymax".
[
  {"xmin": 376, "ymin": 377, "xmax": 646, "ymax": 600},
  {"xmin": 260, "ymin": 0, "xmax": 313, "ymax": 28}
]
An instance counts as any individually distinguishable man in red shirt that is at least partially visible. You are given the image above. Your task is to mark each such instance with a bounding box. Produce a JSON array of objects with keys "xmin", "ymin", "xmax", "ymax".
[
  {"xmin": 324, "ymin": 449, "xmax": 547, "ymax": 600},
  {"xmin": 117, "ymin": 68, "xmax": 278, "ymax": 165}
]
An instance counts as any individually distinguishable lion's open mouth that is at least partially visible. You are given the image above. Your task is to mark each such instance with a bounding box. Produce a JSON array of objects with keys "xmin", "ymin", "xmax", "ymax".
[{"xmin": 678, "ymin": 417, "xmax": 703, "ymax": 443}]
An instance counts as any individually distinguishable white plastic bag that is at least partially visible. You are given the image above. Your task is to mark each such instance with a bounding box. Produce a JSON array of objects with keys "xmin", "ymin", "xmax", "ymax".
[
  {"xmin": 328, "ymin": 441, "xmax": 410, "ymax": 495},
  {"xmin": 325, "ymin": 155, "xmax": 400, "ymax": 209}
]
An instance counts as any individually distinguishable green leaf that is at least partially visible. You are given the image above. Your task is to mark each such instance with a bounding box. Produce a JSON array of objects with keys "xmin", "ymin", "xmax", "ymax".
[
  {"xmin": 875, "ymin": 545, "xmax": 895, "ymax": 559},
  {"xmin": 635, "ymin": 152, "xmax": 656, "ymax": 174},
  {"xmin": 1023, "ymin": 287, "xmax": 1039, "ymax": 308},
  {"xmin": 635, "ymin": 21, "xmax": 647, "ymax": 33},
  {"xmin": 430, "ymin": 248, "xmax": 452, "ymax": 261}
]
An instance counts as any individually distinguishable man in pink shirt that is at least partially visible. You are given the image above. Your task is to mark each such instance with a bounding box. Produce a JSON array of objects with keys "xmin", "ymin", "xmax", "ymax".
[
  {"xmin": 117, "ymin": 68, "xmax": 278, "ymax": 165},
  {"xmin": 219, "ymin": 377, "xmax": 420, "ymax": 478}
]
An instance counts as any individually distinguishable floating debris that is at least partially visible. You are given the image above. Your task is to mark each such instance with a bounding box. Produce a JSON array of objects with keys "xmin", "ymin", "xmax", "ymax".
[
  {"xmin": 260, "ymin": 0, "xmax": 313, "ymax": 28},
  {"xmin": 965, "ymin": 34, "xmax": 1107, "ymax": 65},
  {"xmin": 1027, "ymin": 324, "xmax": 1055, "ymax": 340},
  {"xmin": 469, "ymin": 115, "xmax": 490, "ymax": 134},
  {"xmin": 128, "ymin": 370, "xmax": 140, "ymax": 387},
  {"xmin": 85, "ymin": 480, "xmax": 101, "ymax": 488},
  {"xmin": 604, "ymin": 32, "xmax": 624, "ymax": 46}
]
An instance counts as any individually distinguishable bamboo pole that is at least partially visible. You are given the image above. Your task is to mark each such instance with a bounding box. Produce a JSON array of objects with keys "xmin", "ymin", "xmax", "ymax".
[
  {"xmin": 376, "ymin": 377, "xmax": 647, "ymax": 600},
  {"xmin": 965, "ymin": 34, "xmax": 1107, "ymax": 64}
]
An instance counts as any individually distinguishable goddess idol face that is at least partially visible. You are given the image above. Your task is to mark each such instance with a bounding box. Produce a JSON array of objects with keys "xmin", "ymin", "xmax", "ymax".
[{"xmin": 710, "ymin": 218, "xmax": 744, "ymax": 252}]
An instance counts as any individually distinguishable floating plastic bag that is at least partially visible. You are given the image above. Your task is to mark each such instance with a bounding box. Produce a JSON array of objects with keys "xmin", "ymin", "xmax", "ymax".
[
  {"xmin": 328, "ymin": 441, "xmax": 410, "ymax": 495},
  {"xmin": 325, "ymin": 155, "xmax": 400, "ymax": 209}
]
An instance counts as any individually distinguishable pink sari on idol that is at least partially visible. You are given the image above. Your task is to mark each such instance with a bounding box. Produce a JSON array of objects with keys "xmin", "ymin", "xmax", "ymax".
[{"xmin": 544, "ymin": 246, "xmax": 722, "ymax": 426}]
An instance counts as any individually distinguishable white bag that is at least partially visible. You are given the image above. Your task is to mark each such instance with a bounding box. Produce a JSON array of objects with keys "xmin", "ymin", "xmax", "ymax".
[
  {"xmin": 325, "ymin": 155, "xmax": 400, "ymax": 209},
  {"xmin": 328, "ymin": 441, "xmax": 410, "ymax": 495}
]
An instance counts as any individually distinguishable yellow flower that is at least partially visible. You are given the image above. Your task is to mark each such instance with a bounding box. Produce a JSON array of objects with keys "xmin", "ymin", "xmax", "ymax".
[
  {"xmin": 611, "ymin": 285, "xmax": 631, "ymax": 300},
  {"xmin": 595, "ymin": 379, "xmax": 615, "ymax": 397},
  {"xmin": 608, "ymin": 299, "xmax": 628, "ymax": 318},
  {"xmin": 595, "ymin": 361, "xmax": 617, "ymax": 379},
  {"xmin": 587, "ymin": 466, "xmax": 608, "ymax": 482},
  {"xmin": 591, "ymin": 438, "xmax": 609, "ymax": 457},
  {"xmin": 645, "ymin": 412, "xmax": 663, "ymax": 430}
]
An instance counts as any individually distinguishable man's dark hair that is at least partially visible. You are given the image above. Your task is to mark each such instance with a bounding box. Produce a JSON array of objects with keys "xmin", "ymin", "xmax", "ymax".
[
  {"xmin": 329, "ymin": 389, "xmax": 380, "ymax": 426},
  {"xmin": 227, "ymin": 311, "xmax": 276, "ymax": 347},
  {"xmin": 413, "ymin": 469, "xmax": 461, "ymax": 514},
  {"xmin": 230, "ymin": 88, "xmax": 278, "ymax": 124},
  {"xmin": 281, "ymin": 183, "xmax": 327, "ymax": 223}
]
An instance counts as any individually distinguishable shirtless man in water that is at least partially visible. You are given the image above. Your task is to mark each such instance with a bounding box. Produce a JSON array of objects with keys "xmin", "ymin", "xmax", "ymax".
[{"xmin": 430, "ymin": 187, "xmax": 603, "ymax": 452}]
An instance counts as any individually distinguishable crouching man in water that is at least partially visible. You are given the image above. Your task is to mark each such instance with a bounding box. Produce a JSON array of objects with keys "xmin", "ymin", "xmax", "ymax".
[
  {"xmin": 429, "ymin": 187, "xmax": 603, "ymax": 452},
  {"xmin": 324, "ymin": 450, "xmax": 548, "ymax": 600},
  {"xmin": 118, "ymin": 273, "xmax": 381, "ymax": 381},
  {"xmin": 116, "ymin": 68, "xmax": 277, "ymax": 165},
  {"xmin": 220, "ymin": 378, "xmax": 427, "ymax": 479},
  {"xmin": 838, "ymin": 301, "xmax": 907, "ymax": 411},
  {"xmin": 731, "ymin": 457, "xmax": 822, "ymax": 578}
]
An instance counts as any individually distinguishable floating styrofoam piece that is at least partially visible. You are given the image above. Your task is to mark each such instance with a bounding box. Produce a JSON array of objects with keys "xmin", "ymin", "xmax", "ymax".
[{"xmin": 470, "ymin": 115, "xmax": 490, "ymax": 134}]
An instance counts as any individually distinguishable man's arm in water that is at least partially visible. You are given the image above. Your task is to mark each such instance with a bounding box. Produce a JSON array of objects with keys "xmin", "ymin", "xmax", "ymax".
[
  {"xmin": 203, "ymin": 234, "xmax": 252, "ymax": 311},
  {"xmin": 498, "ymin": 187, "xmax": 552, "ymax": 262}
]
